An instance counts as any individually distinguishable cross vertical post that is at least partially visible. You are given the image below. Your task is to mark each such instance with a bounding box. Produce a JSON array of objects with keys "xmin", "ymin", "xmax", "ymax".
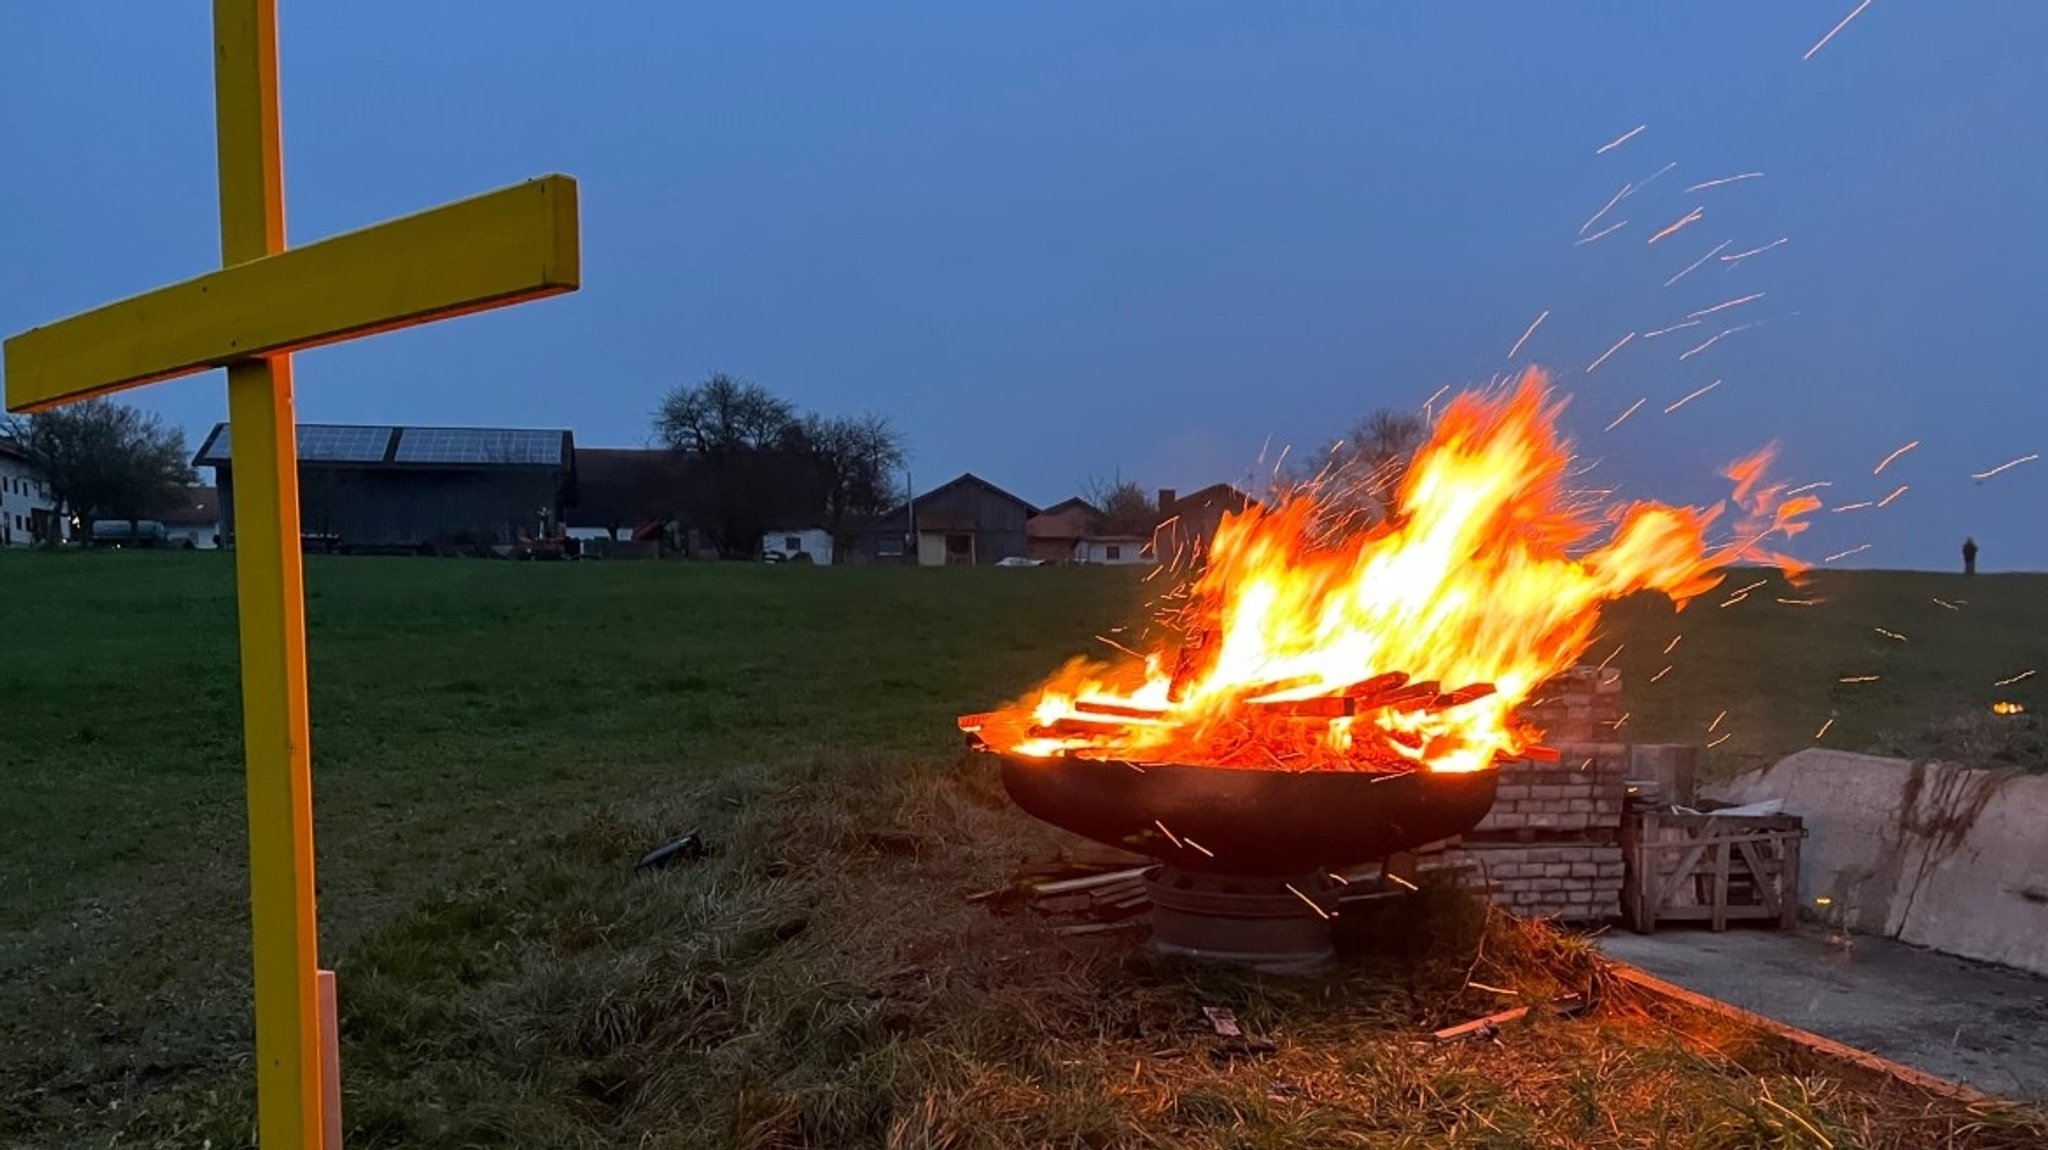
[
  {"xmin": 213, "ymin": 1, "xmax": 324, "ymax": 1145},
  {"xmin": 3, "ymin": 8, "xmax": 580, "ymax": 1143}
]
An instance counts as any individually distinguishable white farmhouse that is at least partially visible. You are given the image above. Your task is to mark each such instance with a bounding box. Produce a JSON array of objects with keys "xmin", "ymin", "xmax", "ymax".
[
  {"xmin": 1075, "ymin": 534, "xmax": 1152, "ymax": 565},
  {"xmin": 0, "ymin": 437, "xmax": 65, "ymax": 546},
  {"xmin": 762, "ymin": 527, "xmax": 834, "ymax": 565}
]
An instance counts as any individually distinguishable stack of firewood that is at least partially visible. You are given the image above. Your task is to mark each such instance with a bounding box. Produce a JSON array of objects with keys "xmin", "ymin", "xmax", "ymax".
[{"xmin": 969, "ymin": 853, "xmax": 1158, "ymax": 935}]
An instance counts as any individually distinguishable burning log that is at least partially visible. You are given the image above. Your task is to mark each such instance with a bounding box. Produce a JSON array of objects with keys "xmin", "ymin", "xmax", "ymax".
[
  {"xmin": 1436, "ymin": 683, "xmax": 1498, "ymax": 708},
  {"xmin": 1072, "ymin": 700, "xmax": 1168, "ymax": 720}
]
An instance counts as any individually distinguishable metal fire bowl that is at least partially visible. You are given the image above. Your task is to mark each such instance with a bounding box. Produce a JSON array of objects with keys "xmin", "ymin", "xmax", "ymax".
[{"xmin": 997, "ymin": 752, "xmax": 1498, "ymax": 875}]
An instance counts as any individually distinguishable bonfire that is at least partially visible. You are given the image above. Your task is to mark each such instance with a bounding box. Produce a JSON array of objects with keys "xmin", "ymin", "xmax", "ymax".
[{"xmin": 963, "ymin": 368, "xmax": 1815, "ymax": 775}]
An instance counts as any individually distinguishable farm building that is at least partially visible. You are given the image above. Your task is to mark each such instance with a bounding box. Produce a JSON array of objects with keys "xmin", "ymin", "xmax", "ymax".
[
  {"xmin": 1024, "ymin": 496, "xmax": 1099, "ymax": 564},
  {"xmin": 161, "ymin": 485, "xmax": 222, "ymax": 549},
  {"xmin": 858, "ymin": 473, "xmax": 1036, "ymax": 565},
  {"xmin": 566, "ymin": 447, "xmax": 700, "ymax": 547},
  {"xmin": 194, "ymin": 423, "xmax": 574, "ymax": 552},
  {"xmin": 1152, "ymin": 483, "xmax": 1257, "ymax": 569},
  {"xmin": 761, "ymin": 526, "xmax": 834, "ymax": 564},
  {"xmin": 1075, "ymin": 535, "xmax": 1151, "ymax": 565}
]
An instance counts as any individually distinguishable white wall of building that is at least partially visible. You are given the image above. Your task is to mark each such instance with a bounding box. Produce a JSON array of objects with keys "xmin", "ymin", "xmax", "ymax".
[
  {"xmin": 763, "ymin": 528, "xmax": 834, "ymax": 565},
  {"xmin": 0, "ymin": 453, "xmax": 63, "ymax": 547},
  {"xmin": 164, "ymin": 523, "xmax": 220, "ymax": 549},
  {"xmin": 1075, "ymin": 537, "xmax": 1150, "ymax": 565}
]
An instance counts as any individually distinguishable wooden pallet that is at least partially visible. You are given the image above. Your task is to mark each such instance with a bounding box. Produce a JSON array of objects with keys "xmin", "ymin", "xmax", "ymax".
[{"xmin": 1622, "ymin": 811, "xmax": 1804, "ymax": 933}]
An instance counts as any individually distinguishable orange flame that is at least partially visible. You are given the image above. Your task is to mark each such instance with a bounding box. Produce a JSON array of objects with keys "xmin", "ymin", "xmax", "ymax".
[{"xmin": 966, "ymin": 369, "xmax": 1810, "ymax": 774}]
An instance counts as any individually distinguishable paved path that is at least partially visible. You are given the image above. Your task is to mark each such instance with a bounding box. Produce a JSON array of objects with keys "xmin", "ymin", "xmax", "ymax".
[{"xmin": 1600, "ymin": 925, "xmax": 2048, "ymax": 1102}]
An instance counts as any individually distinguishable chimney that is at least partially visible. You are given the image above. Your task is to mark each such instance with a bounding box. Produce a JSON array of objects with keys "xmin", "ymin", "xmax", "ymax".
[{"xmin": 1157, "ymin": 488, "xmax": 1176, "ymax": 513}]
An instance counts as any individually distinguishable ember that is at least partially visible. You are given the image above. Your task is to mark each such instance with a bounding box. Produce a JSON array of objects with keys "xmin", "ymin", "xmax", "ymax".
[{"xmin": 963, "ymin": 369, "xmax": 1814, "ymax": 775}]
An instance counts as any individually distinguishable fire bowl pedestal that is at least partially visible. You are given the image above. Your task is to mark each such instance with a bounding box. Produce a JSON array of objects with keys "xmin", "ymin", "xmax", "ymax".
[{"xmin": 997, "ymin": 753, "xmax": 1499, "ymax": 973}]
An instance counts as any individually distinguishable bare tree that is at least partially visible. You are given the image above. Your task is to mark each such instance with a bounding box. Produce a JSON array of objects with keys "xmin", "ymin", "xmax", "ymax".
[
  {"xmin": 802, "ymin": 412, "xmax": 907, "ymax": 558},
  {"xmin": 1083, "ymin": 477, "xmax": 1157, "ymax": 536},
  {"xmin": 653, "ymin": 373, "xmax": 809, "ymax": 557},
  {"xmin": 5, "ymin": 400, "xmax": 194, "ymax": 536},
  {"xmin": 1281, "ymin": 408, "xmax": 1428, "ymax": 525}
]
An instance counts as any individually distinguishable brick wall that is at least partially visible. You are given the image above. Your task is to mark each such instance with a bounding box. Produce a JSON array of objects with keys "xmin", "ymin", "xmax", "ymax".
[
  {"xmin": 1517, "ymin": 664, "xmax": 1624, "ymax": 745},
  {"xmin": 1438, "ymin": 666, "xmax": 1634, "ymax": 922}
]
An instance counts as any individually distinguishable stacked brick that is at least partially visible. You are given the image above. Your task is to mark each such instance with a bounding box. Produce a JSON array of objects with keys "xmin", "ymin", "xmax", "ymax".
[
  {"xmin": 1433, "ymin": 667, "xmax": 1632, "ymax": 922},
  {"xmin": 1516, "ymin": 664, "xmax": 1625, "ymax": 744}
]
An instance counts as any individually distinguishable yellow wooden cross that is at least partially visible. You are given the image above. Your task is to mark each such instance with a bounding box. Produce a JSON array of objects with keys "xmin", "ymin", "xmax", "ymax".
[{"xmin": 2, "ymin": 3, "xmax": 579, "ymax": 1146}]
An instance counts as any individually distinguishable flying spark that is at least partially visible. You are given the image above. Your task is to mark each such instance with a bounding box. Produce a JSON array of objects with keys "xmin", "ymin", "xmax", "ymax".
[
  {"xmin": 1685, "ymin": 172, "xmax": 1764, "ymax": 193},
  {"xmin": 1777, "ymin": 598, "xmax": 1819, "ymax": 606},
  {"xmin": 1786, "ymin": 481, "xmax": 1833, "ymax": 496},
  {"xmin": 1634, "ymin": 160, "xmax": 1679, "ymax": 192},
  {"xmin": 1648, "ymin": 206, "xmax": 1705, "ymax": 245},
  {"xmin": 1645, "ymin": 319, "xmax": 1704, "ymax": 339},
  {"xmin": 1804, "ymin": 0, "xmax": 1877, "ymax": 62},
  {"xmin": 1596, "ymin": 644, "xmax": 1625, "ymax": 672},
  {"xmin": 1815, "ymin": 718, "xmax": 1836, "ymax": 740},
  {"xmin": 1994, "ymin": 669, "xmax": 2037, "ymax": 687},
  {"xmin": 1580, "ymin": 183, "xmax": 1633, "ymax": 237},
  {"xmin": 1651, "ymin": 665, "xmax": 1673, "ymax": 683},
  {"xmin": 1284, "ymin": 882, "xmax": 1332, "ymax": 919},
  {"xmin": 1604, "ymin": 397, "xmax": 1647, "ymax": 432},
  {"xmin": 1971, "ymin": 454, "xmax": 2039, "ymax": 481},
  {"xmin": 1831, "ymin": 501, "xmax": 1873, "ymax": 513},
  {"xmin": 1932, "ymin": 598, "xmax": 1961, "ymax": 611},
  {"xmin": 1387, "ymin": 872, "xmax": 1420, "ymax": 892},
  {"xmin": 1875, "ymin": 628, "xmax": 1907, "ymax": 642},
  {"xmin": 1825, "ymin": 544, "xmax": 1871, "ymax": 563},
  {"xmin": 1664, "ymin": 380, "xmax": 1721, "ymax": 413},
  {"xmin": 1183, "ymin": 837, "xmax": 1215, "ymax": 858},
  {"xmin": 1730, "ymin": 579, "xmax": 1769, "ymax": 596},
  {"xmin": 1507, "ymin": 310, "xmax": 1550, "ymax": 360},
  {"xmin": 1664, "ymin": 634, "xmax": 1684, "ymax": 655},
  {"xmin": 1708, "ymin": 710, "xmax": 1726, "ymax": 732},
  {"xmin": 1688, "ymin": 292, "xmax": 1765, "ymax": 319},
  {"xmin": 1586, "ymin": 331, "xmax": 1636, "ymax": 374},
  {"xmin": 1153, "ymin": 820, "xmax": 1183, "ymax": 849},
  {"xmin": 1576, "ymin": 219, "xmax": 1628, "ymax": 245},
  {"xmin": 1873, "ymin": 440, "xmax": 1919, "ymax": 474},
  {"xmin": 1719, "ymin": 592, "xmax": 1751, "ymax": 608},
  {"xmin": 1611, "ymin": 712, "xmax": 1630, "ymax": 730},
  {"xmin": 1679, "ymin": 324, "xmax": 1755, "ymax": 361},
  {"xmin": 1878, "ymin": 484, "xmax": 1908, "ymax": 508},
  {"xmin": 1597, "ymin": 123, "xmax": 1647, "ymax": 154},
  {"xmin": 1721, "ymin": 238, "xmax": 1788, "ymax": 263},
  {"xmin": 1665, "ymin": 240, "xmax": 1732, "ymax": 287},
  {"xmin": 1839, "ymin": 675, "xmax": 1880, "ymax": 684},
  {"xmin": 1707, "ymin": 733, "xmax": 1732, "ymax": 748},
  {"xmin": 1421, "ymin": 383, "xmax": 1450, "ymax": 412}
]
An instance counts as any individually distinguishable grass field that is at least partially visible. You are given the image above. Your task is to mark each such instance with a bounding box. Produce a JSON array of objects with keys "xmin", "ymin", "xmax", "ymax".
[{"xmin": 2, "ymin": 550, "xmax": 2043, "ymax": 1148}]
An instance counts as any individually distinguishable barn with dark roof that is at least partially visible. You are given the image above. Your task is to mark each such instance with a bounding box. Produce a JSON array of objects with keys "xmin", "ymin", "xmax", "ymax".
[{"xmin": 193, "ymin": 422, "xmax": 575, "ymax": 552}]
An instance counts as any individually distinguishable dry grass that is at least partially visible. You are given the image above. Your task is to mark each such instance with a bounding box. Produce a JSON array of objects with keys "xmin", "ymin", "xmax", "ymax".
[{"xmin": 93, "ymin": 751, "xmax": 2043, "ymax": 1149}]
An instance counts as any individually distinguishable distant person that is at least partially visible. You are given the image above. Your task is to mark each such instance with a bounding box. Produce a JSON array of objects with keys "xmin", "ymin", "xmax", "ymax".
[{"xmin": 1963, "ymin": 537, "xmax": 1978, "ymax": 576}]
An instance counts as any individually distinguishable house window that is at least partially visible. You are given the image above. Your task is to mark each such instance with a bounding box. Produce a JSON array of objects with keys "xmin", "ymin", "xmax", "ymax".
[
  {"xmin": 1106, "ymin": 544, "xmax": 1122, "ymax": 561},
  {"xmin": 784, "ymin": 535, "xmax": 802, "ymax": 552}
]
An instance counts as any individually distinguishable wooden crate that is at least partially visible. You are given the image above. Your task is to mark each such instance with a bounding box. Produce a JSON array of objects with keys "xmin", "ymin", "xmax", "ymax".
[{"xmin": 1621, "ymin": 811, "xmax": 1804, "ymax": 933}]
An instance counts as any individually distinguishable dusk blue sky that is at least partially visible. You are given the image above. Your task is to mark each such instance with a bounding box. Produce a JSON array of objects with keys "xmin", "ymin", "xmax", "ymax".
[{"xmin": 5, "ymin": 4, "xmax": 2045, "ymax": 568}]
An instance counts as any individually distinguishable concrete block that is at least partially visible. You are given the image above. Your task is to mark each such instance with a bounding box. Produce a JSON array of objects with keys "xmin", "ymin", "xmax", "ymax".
[{"xmin": 1709, "ymin": 750, "xmax": 2048, "ymax": 977}]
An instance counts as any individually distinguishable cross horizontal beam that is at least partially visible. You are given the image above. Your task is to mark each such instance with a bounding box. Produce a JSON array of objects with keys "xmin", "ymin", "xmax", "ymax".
[{"xmin": 4, "ymin": 174, "xmax": 578, "ymax": 413}]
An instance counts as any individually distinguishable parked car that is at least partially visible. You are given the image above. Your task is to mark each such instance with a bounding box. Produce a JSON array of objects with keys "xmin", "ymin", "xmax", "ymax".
[{"xmin": 89, "ymin": 519, "xmax": 175, "ymax": 549}]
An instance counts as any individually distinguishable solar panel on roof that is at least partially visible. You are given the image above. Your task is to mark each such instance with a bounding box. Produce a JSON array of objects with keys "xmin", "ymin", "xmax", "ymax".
[
  {"xmin": 298, "ymin": 425, "xmax": 394, "ymax": 462},
  {"xmin": 202, "ymin": 424, "xmax": 393, "ymax": 463},
  {"xmin": 393, "ymin": 427, "xmax": 562, "ymax": 465}
]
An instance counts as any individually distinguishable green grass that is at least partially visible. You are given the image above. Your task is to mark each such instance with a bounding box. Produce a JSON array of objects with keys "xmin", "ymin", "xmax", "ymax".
[{"xmin": 1, "ymin": 551, "xmax": 2042, "ymax": 1148}]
